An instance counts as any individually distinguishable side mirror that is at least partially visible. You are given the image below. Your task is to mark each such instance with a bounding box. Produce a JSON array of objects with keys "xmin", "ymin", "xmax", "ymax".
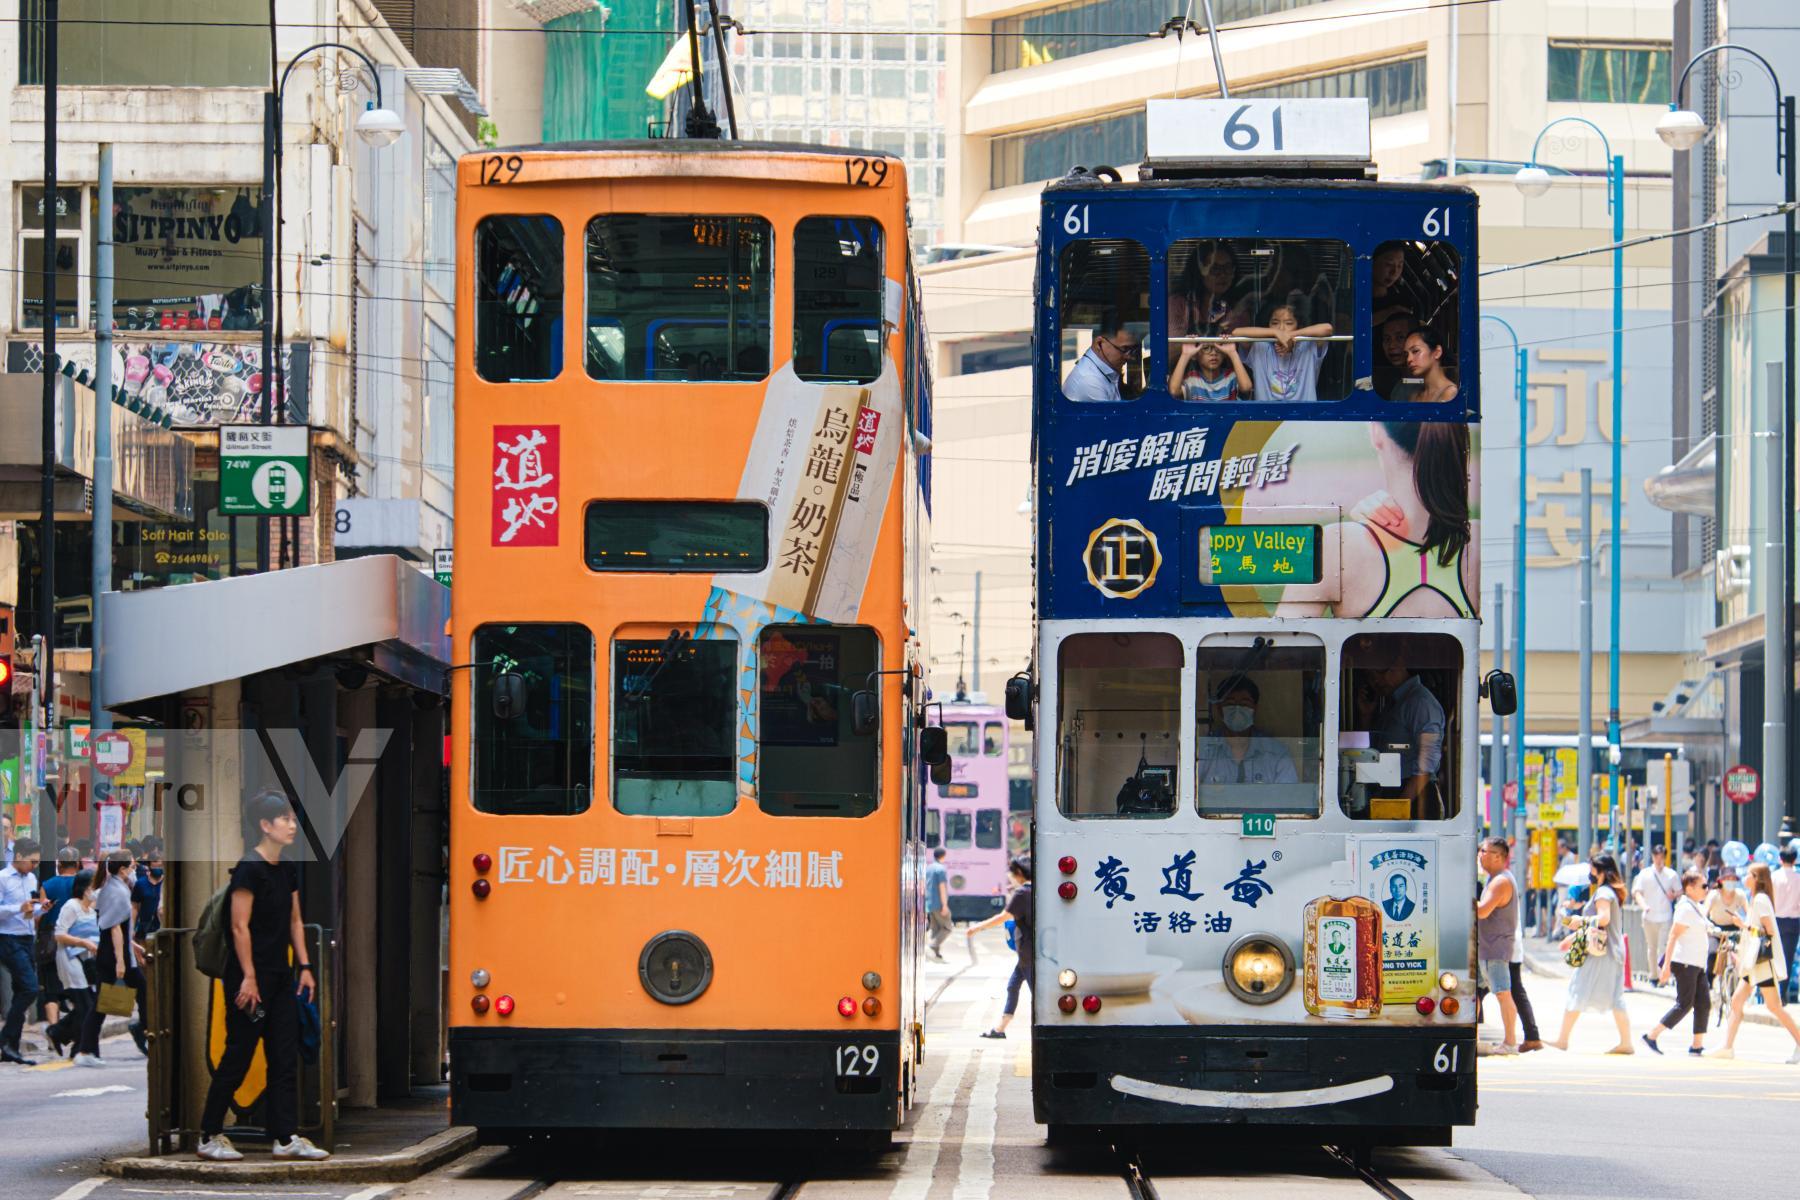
[
  {"xmin": 492, "ymin": 671, "xmax": 526, "ymax": 721},
  {"xmin": 851, "ymin": 690, "xmax": 879, "ymax": 736},
  {"xmin": 1004, "ymin": 672, "xmax": 1033, "ymax": 722},
  {"xmin": 919, "ymin": 724, "xmax": 949, "ymax": 767},
  {"xmin": 929, "ymin": 758, "xmax": 952, "ymax": 786},
  {"xmin": 1483, "ymin": 670, "xmax": 1517, "ymax": 717}
]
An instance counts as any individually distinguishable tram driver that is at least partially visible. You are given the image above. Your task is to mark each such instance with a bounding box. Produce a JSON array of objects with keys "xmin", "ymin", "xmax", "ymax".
[
  {"xmin": 1349, "ymin": 636, "xmax": 1448, "ymax": 819},
  {"xmin": 1063, "ymin": 314, "xmax": 1140, "ymax": 403},
  {"xmin": 1197, "ymin": 673, "xmax": 1298, "ymax": 786}
]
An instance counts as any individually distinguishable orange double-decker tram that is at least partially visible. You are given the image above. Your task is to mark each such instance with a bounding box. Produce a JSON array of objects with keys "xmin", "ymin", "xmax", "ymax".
[{"xmin": 448, "ymin": 141, "xmax": 936, "ymax": 1142}]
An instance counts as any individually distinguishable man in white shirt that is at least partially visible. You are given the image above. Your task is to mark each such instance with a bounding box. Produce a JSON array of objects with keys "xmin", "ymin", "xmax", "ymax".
[
  {"xmin": 1062, "ymin": 323, "xmax": 1140, "ymax": 403},
  {"xmin": 0, "ymin": 837, "xmax": 47, "ymax": 1064},
  {"xmin": 1632, "ymin": 844, "xmax": 1679, "ymax": 974},
  {"xmin": 1774, "ymin": 845, "xmax": 1800, "ymax": 1004}
]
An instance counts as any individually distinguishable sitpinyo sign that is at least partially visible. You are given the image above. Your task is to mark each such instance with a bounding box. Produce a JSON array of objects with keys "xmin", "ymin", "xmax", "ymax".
[{"xmin": 1724, "ymin": 764, "xmax": 1760, "ymax": 805}]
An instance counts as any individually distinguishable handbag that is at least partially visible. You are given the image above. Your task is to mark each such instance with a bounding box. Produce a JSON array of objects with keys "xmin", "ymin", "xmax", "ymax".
[
  {"xmin": 1562, "ymin": 924, "xmax": 1589, "ymax": 969},
  {"xmin": 96, "ymin": 982, "xmax": 137, "ymax": 1017}
]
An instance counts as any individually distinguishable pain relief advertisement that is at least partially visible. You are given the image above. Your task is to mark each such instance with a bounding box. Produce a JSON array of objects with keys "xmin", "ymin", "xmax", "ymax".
[
  {"xmin": 1044, "ymin": 417, "xmax": 1479, "ymax": 621},
  {"xmin": 1036, "ymin": 829, "xmax": 1471, "ymax": 1028}
]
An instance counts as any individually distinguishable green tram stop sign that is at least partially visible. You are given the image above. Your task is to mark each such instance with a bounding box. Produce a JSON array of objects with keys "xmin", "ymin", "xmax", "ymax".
[{"xmin": 221, "ymin": 426, "xmax": 310, "ymax": 516}]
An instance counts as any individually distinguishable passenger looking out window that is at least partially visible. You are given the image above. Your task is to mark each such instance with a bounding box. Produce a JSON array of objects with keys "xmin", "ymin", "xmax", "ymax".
[
  {"xmin": 1404, "ymin": 328, "xmax": 1459, "ymax": 404},
  {"xmin": 1375, "ymin": 312, "xmax": 1420, "ymax": 401},
  {"xmin": 1232, "ymin": 306, "xmax": 1336, "ymax": 402},
  {"xmin": 1168, "ymin": 339, "xmax": 1251, "ymax": 402},
  {"xmin": 1063, "ymin": 318, "xmax": 1139, "ymax": 403},
  {"xmin": 1169, "ymin": 240, "xmax": 1254, "ymax": 338},
  {"xmin": 1372, "ymin": 243, "xmax": 1416, "ymax": 327}
]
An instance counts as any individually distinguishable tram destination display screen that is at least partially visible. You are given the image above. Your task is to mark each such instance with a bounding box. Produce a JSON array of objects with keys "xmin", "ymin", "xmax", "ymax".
[{"xmin": 1200, "ymin": 524, "xmax": 1321, "ymax": 585}]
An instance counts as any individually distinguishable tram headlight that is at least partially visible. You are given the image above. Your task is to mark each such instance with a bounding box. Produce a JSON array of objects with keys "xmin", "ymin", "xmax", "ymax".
[
  {"xmin": 1221, "ymin": 934, "xmax": 1295, "ymax": 1004},
  {"xmin": 1058, "ymin": 969, "xmax": 1078, "ymax": 990}
]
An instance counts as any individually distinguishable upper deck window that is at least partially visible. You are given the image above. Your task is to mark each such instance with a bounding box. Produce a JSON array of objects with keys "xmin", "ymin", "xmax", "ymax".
[
  {"xmin": 1166, "ymin": 239, "xmax": 1351, "ymax": 403},
  {"xmin": 476, "ymin": 215, "xmax": 564, "ymax": 383},
  {"xmin": 1372, "ymin": 241, "xmax": 1462, "ymax": 403},
  {"xmin": 1056, "ymin": 632, "xmax": 1181, "ymax": 818},
  {"xmin": 471, "ymin": 623, "xmax": 592, "ymax": 815},
  {"xmin": 794, "ymin": 217, "xmax": 885, "ymax": 383},
  {"xmin": 947, "ymin": 721, "xmax": 980, "ymax": 758},
  {"xmin": 1340, "ymin": 632, "xmax": 1462, "ymax": 821},
  {"xmin": 585, "ymin": 215, "xmax": 773, "ymax": 383},
  {"xmin": 983, "ymin": 721, "xmax": 1004, "ymax": 756},
  {"xmin": 613, "ymin": 634, "xmax": 739, "ymax": 816},
  {"xmin": 1195, "ymin": 636, "xmax": 1324, "ymax": 818},
  {"xmin": 757, "ymin": 625, "xmax": 880, "ymax": 816},
  {"xmin": 1058, "ymin": 239, "xmax": 1150, "ymax": 402}
]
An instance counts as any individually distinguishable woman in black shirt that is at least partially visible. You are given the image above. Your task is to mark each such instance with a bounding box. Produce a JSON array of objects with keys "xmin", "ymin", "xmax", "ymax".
[{"xmin": 967, "ymin": 858, "xmax": 1033, "ymax": 1039}]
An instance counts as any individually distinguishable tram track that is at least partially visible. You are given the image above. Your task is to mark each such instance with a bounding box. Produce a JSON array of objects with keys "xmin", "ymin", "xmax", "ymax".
[{"xmin": 1115, "ymin": 1140, "xmax": 1421, "ymax": 1200}]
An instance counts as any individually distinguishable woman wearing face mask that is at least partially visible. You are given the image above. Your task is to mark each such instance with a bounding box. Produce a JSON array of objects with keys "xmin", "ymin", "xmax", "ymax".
[
  {"xmin": 46, "ymin": 869, "xmax": 100, "ymax": 1063},
  {"xmin": 1713, "ymin": 863, "xmax": 1800, "ymax": 1061},
  {"xmin": 1641, "ymin": 871, "xmax": 1713, "ymax": 1056},
  {"xmin": 1549, "ymin": 855, "xmax": 1633, "ymax": 1053},
  {"xmin": 79, "ymin": 852, "xmax": 142, "ymax": 1060},
  {"xmin": 1196, "ymin": 675, "xmax": 1298, "ymax": 786}
]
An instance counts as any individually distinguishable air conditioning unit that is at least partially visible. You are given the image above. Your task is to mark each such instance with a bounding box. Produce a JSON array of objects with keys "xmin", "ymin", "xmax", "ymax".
[
  {"xmin": 1715, "ymin": 544, "xmax": 1751, "ymax": 600},
  {"xmin": 505, "ymin": 0, "xmax": 603, "ymax": 24}
]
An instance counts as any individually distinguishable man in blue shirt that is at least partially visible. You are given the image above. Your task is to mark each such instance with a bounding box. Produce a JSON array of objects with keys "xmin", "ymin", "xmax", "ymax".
[
  {"xmin": 37, "ymin": 846, "xmax": 80, "ymax": 1035},
  {"xmin": 0, "ymin": 837, "xmax": 47, "ymax": 1064},
  {"xmin": 1062, "ymin": 323, "xmax": 1139, "ymax": 402},
  {"xmin": 1365, "ymin": 647, "xmax": 1447, "ymax": 818},
  {"xmin": 924, "ymin": 848, "xmax": 952, "ymax": 961}
]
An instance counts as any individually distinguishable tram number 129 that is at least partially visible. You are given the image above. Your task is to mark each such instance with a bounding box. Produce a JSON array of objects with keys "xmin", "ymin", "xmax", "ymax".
[{"xmin": 837, "ymin": 1045, "xmax": 880, "ymax": 1076}]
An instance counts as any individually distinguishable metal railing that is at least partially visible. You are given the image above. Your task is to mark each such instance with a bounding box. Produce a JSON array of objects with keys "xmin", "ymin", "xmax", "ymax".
[
  {"xmin": 1168, "ymin": 334, "xmax": 1355, "ymax": 345},
  {"xmin": 145, "ymin": 924, "xmax": 337, "ymax": 1155}
]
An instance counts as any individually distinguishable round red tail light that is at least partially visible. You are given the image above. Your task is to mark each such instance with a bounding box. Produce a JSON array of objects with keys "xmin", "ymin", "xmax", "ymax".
[
  {"xmin": 838, "ymin": 996, "xmax": 858, "ymax": 1018},
  {"xmin": 1081, "ymin": 994, "xmax": 1102, "ymax": 1014},
  {"xmin": 1058, "ymin": 856, "xmax": 1077, "ymax": 875},
  {"xmin": 1057, "ymin": 881, "xmax": 1077, "ymax": 900},
  {"xmin": 1415, "ymin": 996, "xmax": 1436, "ymax": 1016},
  {"xmin": 470, "ymin": 994, "xmax": 490, "ymax": 1015},
  {"xmin": 862, "ymin": 996, "xmax": 881, "ymax": 1017},
  {"xmin": 471, "ymin": 878, "xmax": 491, "ymax": 899},
  {"xmin": 472, "ymin": 852, "xmax": 492, "ymax": 874},
  {"xmin": 1439, "ymin": 996, "xmax": 1460, "ymax": 1017},
  {"xmin": 1057, "ymin": 994, "xmax": 1078, "ymax": 1014},
  {"xmin": 494, "ymin": 995, "xmax": 515, "ymax": 1017}
]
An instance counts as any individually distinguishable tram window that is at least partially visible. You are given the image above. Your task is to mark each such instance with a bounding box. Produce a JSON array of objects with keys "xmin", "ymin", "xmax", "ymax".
[
  {"xmin": 1056, "ymin": 632, "xmax": 1182, "ymax": 818},
  {"xmin": 984, "ymin": 721, "xmax": 1005, "ymax": 756},
  {"xmin": 1194, "ymin": 636, "xmax": 1325, "ymax": 818},
  {"xmin": 944, "ymin": 809, "xmax": 973, "ymax": 848},
  {"xmin": 1058, "ymin": 239, "xmax": 1150, "ymax": 402},
  {"xmin": 613, "ymin": 634, "xmax": 739, "ymax": 816},
  {"xmin": 1339, "ymin": 632, "xmax": 1463, "ymax": 820},
  {"xmin": 946, "ymin": 722, "xmax": 980, "ymax": 758},
  {"xmin": 1372, "ymin": 241, "xmax": 1462, "ymax": 402},
  {"xmin": 476, "ymin": 215, "xmax": 564, "ymax": 383},
  {"xmin": 584, "ymin": 500, "xmax": 768, "ymax": 572},
  {"xmin": 471, "ymin": 623, "xmax": 592, "ymax": 815},
  {"xmin": 585, "ymin": 215, "xmax": 773, "ymax": 382},
  {"xmin": 794, "ymin": 216, "xmax": 885, "ymax": 383},
  {"xmin": 757, "ymin": 625, "xmax": 881, "ymax": 816},
  {"xmin": 975, "ymin": 809, "xmax": 1004, "ymax": 850},
  {"xmin": 1167, "ymin": 239, "xmax": 1352, "ymax": 402},
  {"xmin": 924, "ymin": 807, "xmax": 941, "ymax": 848}
]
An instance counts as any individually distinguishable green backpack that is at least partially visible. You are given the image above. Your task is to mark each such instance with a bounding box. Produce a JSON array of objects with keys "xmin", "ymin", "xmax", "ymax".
[{"xmin": 192, "ymin": 883, "xmax": 236, "ymax": 978}]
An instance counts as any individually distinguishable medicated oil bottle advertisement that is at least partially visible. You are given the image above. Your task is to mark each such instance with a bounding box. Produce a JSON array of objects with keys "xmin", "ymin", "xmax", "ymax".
[{"xmin": 1036, "ymin": 831, "xmax": 1470, "ymax": 1027}]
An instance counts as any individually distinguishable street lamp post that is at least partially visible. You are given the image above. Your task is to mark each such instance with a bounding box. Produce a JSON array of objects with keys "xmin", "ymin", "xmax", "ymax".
[
  {"xmin": 1482, "ymin": 313, "xmax": 1529, "ymax": 840},
  {"xmin": 1516, "ymin": 118, "xmax": 1626, "ymax": 855},
  {"xmin": 1658, "ymin": 45, "xmax": 1796, "ymax": 844},
  {"xmin": 259, "ymin": 45, "xmax": 403, "ymax": 572}
]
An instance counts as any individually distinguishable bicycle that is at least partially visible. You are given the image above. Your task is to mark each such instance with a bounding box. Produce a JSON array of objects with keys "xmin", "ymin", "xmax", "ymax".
[{"xmin": 1710, "ymin": 928, "xmax": 1742, "ymax": 1027}]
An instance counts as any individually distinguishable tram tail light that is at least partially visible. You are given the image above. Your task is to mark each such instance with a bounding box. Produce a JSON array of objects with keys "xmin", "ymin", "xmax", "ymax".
[
  {"xmin": 1058, "ymin": 882, "xmax": 1077, "ymax": 901},
  {"xmin": 1415, "ymin": 996, "xmax": 1436, "ymax": 1016},
  {"xmin": 1058, "ymin": 856, "xmax": 1077, "ymax": 875},
  {"xmin": 470, "ymin": 994, "xmax": 490, "ymax": 1015},
  {"xmin": 494, "ymin": 995, "xmax": 515, "ymax": 1017},
  {"xmin": 1081, "ymin": 995, "xmax": 1102, "ymax": 1014},
  {"xmin": 863, "ymin": 996, "xmax": 881, "ymax": 1017},
  {"xmin": 473, "ymin": 852, "xmax": 492, "ymax": 874},
  {"xmin": 471, "ymin": 878, "xmax": 491, "ymax": 900},
  {"xmin": 1057, "ymin": 994, "xmax": 1078, "ymax": 1014},
  {"xmin": 838, "ymin": 996, "xmax": 858, "ymax": 1018},
  {"xmin": 1438, "ymin": 996, "xmax": 1460, "ymax": 1017}
]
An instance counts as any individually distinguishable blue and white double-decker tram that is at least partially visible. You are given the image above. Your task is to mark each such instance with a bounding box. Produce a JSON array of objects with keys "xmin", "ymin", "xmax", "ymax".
[{"xmin": 1005, "ymin": 98, "xmax": 1517, "ymax": 1150}]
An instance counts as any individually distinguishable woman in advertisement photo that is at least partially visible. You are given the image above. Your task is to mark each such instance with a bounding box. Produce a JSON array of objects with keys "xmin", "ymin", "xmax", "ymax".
[{"xmin": 1274, "ymin": 421, "xmax": 1477, "ymax": 619}]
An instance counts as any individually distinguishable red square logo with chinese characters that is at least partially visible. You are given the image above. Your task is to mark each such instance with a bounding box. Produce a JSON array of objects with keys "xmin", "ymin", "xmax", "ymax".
[
  {"xmin": 490, "ymin": 425, "xmax": 560, "ymax": 547},
  {"xmin": 853, "ymin": 409, "xmax": 882, "ymax": 456}
]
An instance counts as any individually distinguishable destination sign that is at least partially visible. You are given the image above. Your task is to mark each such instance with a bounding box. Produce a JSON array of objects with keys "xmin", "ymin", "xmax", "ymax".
[{"xmin": 1200, "ymin": 524, "xmax": 1321, "ymax": 586}]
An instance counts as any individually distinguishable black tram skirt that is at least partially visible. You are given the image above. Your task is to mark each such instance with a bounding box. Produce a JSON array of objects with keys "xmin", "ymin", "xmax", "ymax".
[
  {"xmin": 1033, "ymin": 1025, "xmax": 1476, "ymax": 1134},
  {"xmin": 451, "ymin": 1028, "xmax": 903, "ymax": 1136}
]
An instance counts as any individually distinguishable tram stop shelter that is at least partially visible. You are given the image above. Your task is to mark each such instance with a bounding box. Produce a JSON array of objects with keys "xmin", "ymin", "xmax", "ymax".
[{"xmin": 99, "ymin": 555, "xmax": 451, "ymax": 1151}]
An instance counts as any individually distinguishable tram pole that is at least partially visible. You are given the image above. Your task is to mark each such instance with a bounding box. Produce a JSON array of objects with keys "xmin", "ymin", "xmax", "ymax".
[
  {"xmin": 1490, "ymin": 584, "xmax": 1506, "ymax": 838},
  {"xmin": 1578, "ymin": 468, "xmax": 1595, "ymax": 862}
]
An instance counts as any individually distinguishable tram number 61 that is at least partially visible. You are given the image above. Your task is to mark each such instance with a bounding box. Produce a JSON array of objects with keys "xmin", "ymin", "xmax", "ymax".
[
  {"xmin": 1431, "ymin": 1043, "xmax": 1462, "ymax": 1074},
  {"xmin": 1222, "ymin": 103, "xmax": 1284, "ymax": 152},
  {"xmin": 837, "ymin": 1044, "xmax": 880, "ymax": 1076}
]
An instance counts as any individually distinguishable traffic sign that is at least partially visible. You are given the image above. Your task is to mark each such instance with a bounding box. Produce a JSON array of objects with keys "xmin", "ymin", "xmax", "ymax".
[
  {"xmin": 1503, "ymin": 781, "xmax": 1519, "ymax": 806},
  {"xmin": 433, "ymin": 548, "xmax": 453, "ymax": 587},
  {"xmin": 1725, "ymin": 764, "xmax": 1760, "ymax": 805},
  {"xmin": 92, "ymin": 730, "xmax": 131, "ymax": 779},
  {"xmin": 221, "ymin": 426, "xmax": 309, "ymax": 515},
  {"xmin": 67, "ymin": 722, "xmax": 91, "ymax": 760}
]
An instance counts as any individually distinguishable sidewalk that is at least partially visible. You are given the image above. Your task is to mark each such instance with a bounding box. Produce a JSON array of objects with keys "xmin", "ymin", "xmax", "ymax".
[
  {"xmin": 1519, "ymin": 936, "xmax": 1788, "ymax": 1030},
  {"xmin": 104, "ymin": 1091, "xmax": 475, "ymax": 1184}
]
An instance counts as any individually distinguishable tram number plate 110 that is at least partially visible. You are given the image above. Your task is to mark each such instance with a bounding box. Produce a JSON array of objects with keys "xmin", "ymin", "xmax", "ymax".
[{"xmin": 1241, "ymin": 813, "xmax": 1277, "ymax": 838}]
